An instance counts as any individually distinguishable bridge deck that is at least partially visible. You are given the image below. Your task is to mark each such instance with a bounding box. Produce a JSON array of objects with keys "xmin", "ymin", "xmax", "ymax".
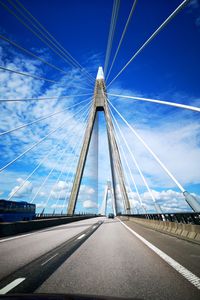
[{"xmin": 0, "ymin": 217, "xmax": 199, "ymax": 299}]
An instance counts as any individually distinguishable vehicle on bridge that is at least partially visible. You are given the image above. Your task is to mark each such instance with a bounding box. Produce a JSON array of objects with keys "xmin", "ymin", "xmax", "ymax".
[
  {"xmin": 0, "ymin": 199, "xmax": 36, "ymax": 222},
  {"xmin": 108, "ymin": 213, "xmax": 114, "ymax": 219}
]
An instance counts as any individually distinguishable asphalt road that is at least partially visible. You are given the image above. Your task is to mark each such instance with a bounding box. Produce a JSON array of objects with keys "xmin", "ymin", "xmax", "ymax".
[
  {"xmin": 0, "ymin": 217, "xmax": 104, "ymax": 280},
  {"xmin": 0, "ymin": 217, "xmax": 200, "ymax": 299}
]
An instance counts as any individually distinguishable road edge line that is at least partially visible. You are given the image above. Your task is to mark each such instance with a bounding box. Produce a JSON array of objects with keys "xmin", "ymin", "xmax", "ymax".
[{"xmin": 118, "ymin": 218, "xmax": 200, "ymax": 290}]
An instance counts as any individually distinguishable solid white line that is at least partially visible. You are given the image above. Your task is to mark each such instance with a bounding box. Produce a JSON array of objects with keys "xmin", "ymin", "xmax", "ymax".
[
  {"xmin": 41, "ymin": 253, "xmax": 58, "ymax": 266},
  {"xmin": 119, "ymin": 219, "xmax": 200, "ymax": 290},
  {"xmin": 0, "ymin": 233, "xmax": 32, "ymax": 243},
  {"xmin": 0, "ymin": 278, "xmax": 26, "ymax": 294},
  {"xmin": 77, "ymin": 234, "xmax": 86, "ymax": 240}
]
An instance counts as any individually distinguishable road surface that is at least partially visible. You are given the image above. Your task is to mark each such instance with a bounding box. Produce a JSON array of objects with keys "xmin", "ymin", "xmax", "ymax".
[{"xmin": 0, "ymin": 217, "xmax": 199, "ymax": 299}]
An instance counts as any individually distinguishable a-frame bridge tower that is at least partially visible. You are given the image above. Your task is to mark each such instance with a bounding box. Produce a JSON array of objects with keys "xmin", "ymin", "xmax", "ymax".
[{"xmin": 67, "ymin": 67, "xmax": 131, "ymax": 215}]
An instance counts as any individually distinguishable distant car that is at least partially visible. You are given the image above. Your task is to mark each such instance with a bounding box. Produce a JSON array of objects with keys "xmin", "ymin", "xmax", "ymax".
[{"xmin": 108, "ymin": 213, "xmax": 114, "ymax": 219}]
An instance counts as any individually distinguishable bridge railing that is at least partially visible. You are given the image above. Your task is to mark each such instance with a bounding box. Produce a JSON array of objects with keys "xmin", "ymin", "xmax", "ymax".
[
  {"xmin": 118, "ymin": 213, "xmax": 200, "ymax": 225},
  {"xmin": 35, "ymin": 213, "xmax": 100, "ymax": 219}
]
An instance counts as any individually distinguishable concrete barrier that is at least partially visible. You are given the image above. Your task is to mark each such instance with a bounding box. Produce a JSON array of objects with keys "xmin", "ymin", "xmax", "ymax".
[
  {"xmin": 0, "ymin": 215, "xmax": 98, "ymax": 238},
  {"xmin": 119, "ymin": 216, "xmax": 200, "ymax": 244}
]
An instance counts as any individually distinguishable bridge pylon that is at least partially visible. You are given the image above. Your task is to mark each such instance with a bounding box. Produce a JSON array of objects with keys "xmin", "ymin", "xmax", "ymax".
[
  {"xmin": 67, "ymin": 67, "xmax": 131, "ymax": 215},
  {"xmin": 100, "ymin": 181, "xmax": 116, "ymax": 216}
]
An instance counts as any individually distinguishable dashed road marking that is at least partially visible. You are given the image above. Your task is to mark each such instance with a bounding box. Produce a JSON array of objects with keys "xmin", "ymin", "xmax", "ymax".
[
  {"xmin": 77, "ymin": 234, "xmax": 86, "ymax": 240},
  {"xmin": 0, "ymin": 278, "xmax": 26, "ymax": 294},
  {"xmin": 119, "ymin": 219, "xmax": 200, "ymax": 290},
  {"xmin": 0, "ymin": 219, "xmax": 103, "ymax": 243},
  {"xmin": 41, "ymin": 253, "xmax": 58, "ymax": 266}
]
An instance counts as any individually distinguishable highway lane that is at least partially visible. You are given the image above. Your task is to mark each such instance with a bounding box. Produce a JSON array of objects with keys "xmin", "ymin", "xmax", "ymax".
[
  {"xmin": 0, "ymin": 217, "xmax": 105, "ymax": 281},
  {"xmin": 123, "ymin": 218, "xmax": 200, "ymax": 278},
  {"xmin": 36, "ymin": 218, "xmax": 200, "ymax": 300}
]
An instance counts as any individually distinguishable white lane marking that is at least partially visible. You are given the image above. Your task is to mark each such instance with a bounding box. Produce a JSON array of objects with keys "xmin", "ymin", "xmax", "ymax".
[
  {"xmin": 77, "ymin": 234, "xmax": 86, "ymax": 240},
  {"xmin": 119, "ymin": 219, "xmax": 200, "ymax": 290},
  {"xmin": 41, "ymin": 253, "xmax": 58, "ymax": 266},
  {"xmin": 0, "ymin": 218, "xmax": 102, "ymax": 243},
  {"xmin": 0, "ymin": 278, "xmax": 26, "ymax": 294},
  {"xmin": 0, "ymin": 233, "xmax": 32, "ymax": 243}
]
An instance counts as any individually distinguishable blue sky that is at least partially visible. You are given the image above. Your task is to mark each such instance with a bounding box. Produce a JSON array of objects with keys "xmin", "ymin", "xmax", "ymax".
[{"xmin": 0, "ymin": 0, "xmax": 200, "ymax": 214}]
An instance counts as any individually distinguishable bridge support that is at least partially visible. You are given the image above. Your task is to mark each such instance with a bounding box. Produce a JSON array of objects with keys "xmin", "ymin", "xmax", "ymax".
[
  {"xmin": 100, "ymin": 181, "xmax": 116, "ymax": 216},
  {"xmin": 183, "ymin": 191, "xmax": 200, "ymax": 212},
  {"xmin": 67, "ymin": 67, "xmax": 131, "ymax": 215}
]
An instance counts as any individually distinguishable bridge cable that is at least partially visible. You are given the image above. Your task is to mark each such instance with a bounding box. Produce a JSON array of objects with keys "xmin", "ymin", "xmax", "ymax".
[
  {"xmin": 108, "ymin": 93, "xmax": 200, "ymax": 113},
  {"xmin": 108, "ymin": 99, "xmax": 185, "ymax": 193},
  {"xmin": 0, "ymin": 97, "xmax": 91, "ymax": 137},
  {"xmin": 0, "ymin": 93, "xmax": 92, "ymax": 102},
  {"xmin": 6, "ymin": 0, "xmax": 94, "ymax": 85},
  {"xmin": 112, "ymin": 118, "xmax": 146, "ymax": 213},
  {"xmin": 1, "ymin": 0, "xmax": 94, "ymax": 86},
  {"xmin": 0, "ymin": 65, "xmax": 92, "ymax": 92},
  {"xmin": 113, "ymin": 126, "xmax": 138, "ymax": 214},
  {"xmin": 61, "ymin": 102, "xmax": 94, "ymax": 211},
  {"xmin": 47, "ymin": 135, "xmax": 86, "ymax": 211},
  {"xmin": 104, "ymin": 0, "xmax": 120, "ymax": 76},
  {"xmin": 35, "ymin": 105, "xmax": 91, "ymax": 210},
  {"xmin": 14, "ymin": 0, "xmax": 95, "ymax": 83},
  {"xmin": 107, "ymin": 0, "xmax": 190, "ymax": 87},
  {"xmin": 106, "ymin": 0, "xmax": 138, "ymax": 81},
  {"xmin": 0, "ymin": 65, "xmax": 61, "ymax": 84},
  {"xmin": 8, "ymin": 104, "xmax": 91, "ymax": 200},
  {"xmin": 109, "ymin": 106, "xmax": 157, "ymax": 206},
  {"xmin": 0, "ymin": 101, "xmax": 90, "ymax": 174},
  {"xmin": 0, "ymin": 34, "xmax": 80, "ymax": 77},
  {"xmin": 0, "ymin": 0, "xmax": 93, "ymax": 86},
  {"xmin": 31, "ymin": 146, "xmax": 75, "ymax": 204},
  {"xmin": 44, "ymin": 107, "xmax": 91, "ymax": 211}
]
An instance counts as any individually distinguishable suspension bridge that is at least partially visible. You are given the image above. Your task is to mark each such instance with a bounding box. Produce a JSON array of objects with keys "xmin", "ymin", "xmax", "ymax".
[{"xmin": 0, "ymin": 0, "xmax": 200, "ymax": 298}]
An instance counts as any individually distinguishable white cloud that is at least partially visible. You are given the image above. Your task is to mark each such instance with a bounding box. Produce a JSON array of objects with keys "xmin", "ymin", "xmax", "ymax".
[
  {"xmin": 0, "ymin": 40, "xmax": 200, "ymax": 215},
  {"xmin": 36, "ymin": 201, "xmax": 47, "ymax": 208},
  {"xmin": 83, "ymin": 200, "xmax": 98, "ymax": 209},
  {"xmin": 9, "ymin": 178, "xmax": 33, "ymax": 198},
  {"xmin": 51, "ymin": 204, "xmax": 66, "ymax": 209},
  {"xmin": 80, "ymin": 185, "xmax": 95, "ymax": 195},
  {"xmin": 127, "ymin": 189, "xmax": 200, "ymax": 213},
  {"xmin": 49, "ymin": 181, "xmax": 72, "ymax": 200}
]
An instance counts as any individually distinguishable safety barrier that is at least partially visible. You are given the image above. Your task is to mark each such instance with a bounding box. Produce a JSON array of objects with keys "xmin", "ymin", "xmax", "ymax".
[
  {"xmin": 120, "ymin": 212, "xmax": 200, "ymax": 225},
  {"xmin": 0, "ymin": 215, "xmax": 99, "ymax": 238},
  {"xmin": 118, "ymin": 215, "xmax": 200, "ymax": 244}
]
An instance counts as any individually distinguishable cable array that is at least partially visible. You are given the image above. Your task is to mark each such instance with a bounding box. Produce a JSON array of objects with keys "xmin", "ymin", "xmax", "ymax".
[
  {"xmin": 109, "ymin": 106, "xmax": 157, "ymax": 206},
  {"xmin": 0, "ymin": 65, "xmax": 60, "ymax": 84},
  {"xmin": 0, "ymin": 93, "xmax": 92, "ymax": 102},
  {"xmin": 0, "ymin": 101, "xmax": 91, "ymax": 173},
  {"xmin": 9, "ymin": 104, "xmax": 90, "ymax": 201},
  {"xmin": 108, "ymin": 0, "xmax": 190, "ymax": 87},
  {"xmin": 113, "ymin": 119, "xmax": 146, "ymax": 213},
  {"xmin": 104, "ymin": 0, "xmax": 120, "ymax": 76},
  {"xmin": 106, "ymin": 0, "xmax": 138, "ymax": 81},
  {"xmin": 108, "ymin": 99, "xmax": 185, "ymax": 193},
  {"xmin": 0, "ymin": 34, "xmax": 75, "ymax": 76},
  {"xmin": 0, "ymin": 0, "xmax": 94, "ymax": 86},
  {"xmin": 0, "ymin": 97, "xmax": 91, "ymax": 137},
  {"xmin": 44, "ymin": 107, "xmax": 91, "ymax": 212}
]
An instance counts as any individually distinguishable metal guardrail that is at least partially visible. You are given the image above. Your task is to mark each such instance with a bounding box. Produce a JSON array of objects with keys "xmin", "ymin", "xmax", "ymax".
[
  {"xmin": 35, "ymin": 213, "xmax": 100, "ymax": 219},
  {"xmin": 119, "ymin": 212, "xmax": 200, "ymax": 225}
]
